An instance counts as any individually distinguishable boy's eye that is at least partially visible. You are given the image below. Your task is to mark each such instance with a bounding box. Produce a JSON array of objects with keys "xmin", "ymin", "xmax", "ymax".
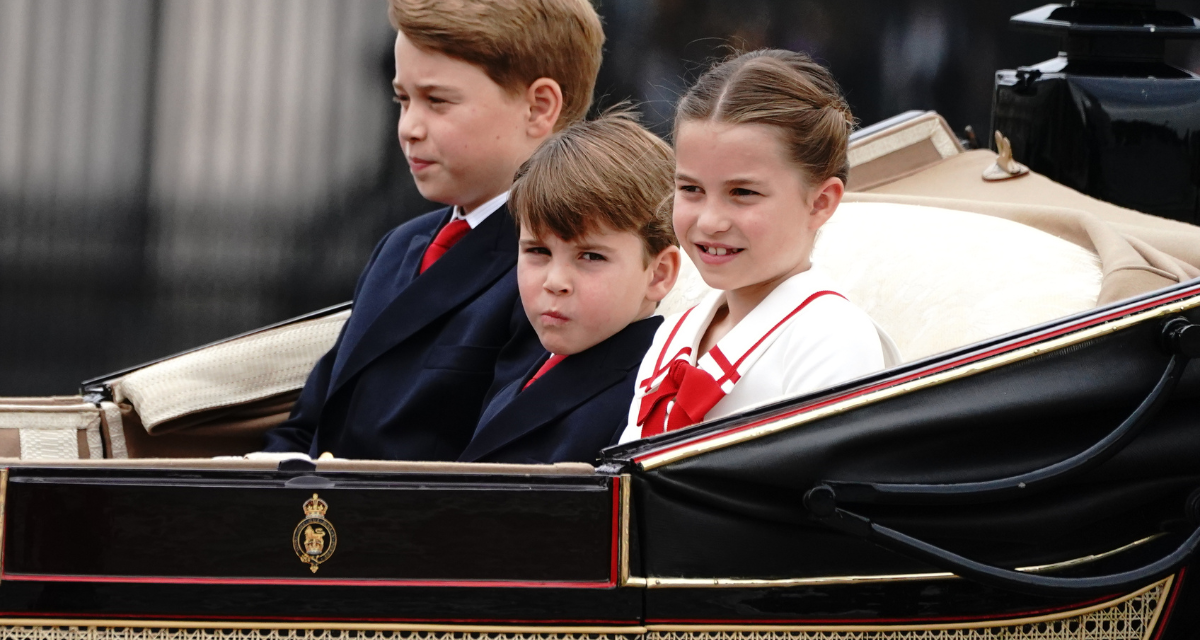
[
  {"xmin": 580, "ymin": 252, "xmax": 606, "ymax": 262},
  {"xmin": 524, "ymin": 246, "xmax": 551, "ymax": 256},
  {"xmin": 393, "ymin": 95, "xmax": 408, "ymax": 104},
  {"xmin": 731, "ymin": 187, "xmax": 761, "ymax": 197}
]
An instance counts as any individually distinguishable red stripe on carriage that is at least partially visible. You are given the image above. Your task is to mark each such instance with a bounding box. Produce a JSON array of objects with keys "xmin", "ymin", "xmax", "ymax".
[
  {"xmin": 0, "ymin": 611, "xmax": 640, "ymax": 625},
  {"xmin": 1152, "ymin": 568, "xmax": 1187, "ymax": 640},
  {"xmin": 0, "ymin": 573, "xmax": 615, "ymax": 589}
]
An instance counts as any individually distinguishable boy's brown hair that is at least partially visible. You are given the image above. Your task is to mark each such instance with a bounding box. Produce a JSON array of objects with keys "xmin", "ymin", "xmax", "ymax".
[
  {"xmin": 389, "ymin": 0, "xmax": 604, "ymax": 129},
  {"xmin": 510, "ymin": 110, "xmax": 677, "ymax": 262},
  {"xmin": 675, "ymin": 49, "xmax": 855, "ymax": 184}
]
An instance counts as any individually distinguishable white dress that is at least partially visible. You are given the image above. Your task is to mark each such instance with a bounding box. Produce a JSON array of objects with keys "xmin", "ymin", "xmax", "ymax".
[{"xmin": 619, "ymin": 266, "xmax": 898, "ymax": 443}]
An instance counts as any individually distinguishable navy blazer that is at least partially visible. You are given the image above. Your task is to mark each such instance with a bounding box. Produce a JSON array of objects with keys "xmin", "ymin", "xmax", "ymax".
[
  {"xmin": 263, "ymin": 205, "xmax": 544, "ymax": 460},
  {"xmin": 458, "ymin": 316, "xmax": 663, "ymax": 464}
]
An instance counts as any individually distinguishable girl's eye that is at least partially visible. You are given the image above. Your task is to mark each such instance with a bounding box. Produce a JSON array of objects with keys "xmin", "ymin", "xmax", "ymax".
[
  {"xmin": 731, "ymin": 187, "xmax": 761, "ymax": 197},
  {"xmin": 678, "ymin": 185, "xmax": 701, "ymax": 194},
  {"xmin": 581, "ymin": 252, "xmax": 606, "ymax": 262},
  {"xmin": 393, "ymin": 95, "xmax": 409, "ymax": 105}
]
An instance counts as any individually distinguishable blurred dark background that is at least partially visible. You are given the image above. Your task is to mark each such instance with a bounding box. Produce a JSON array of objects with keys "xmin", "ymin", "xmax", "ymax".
[{"xmin": 2, "ymin": 0, "xmax": 1200, "ymax": 395}]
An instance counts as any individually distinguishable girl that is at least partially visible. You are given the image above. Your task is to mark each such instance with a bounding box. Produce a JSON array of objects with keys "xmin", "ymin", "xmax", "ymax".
[{"xmin": 620, "ymin": 50, "xmax": 896, "ymax": 442}]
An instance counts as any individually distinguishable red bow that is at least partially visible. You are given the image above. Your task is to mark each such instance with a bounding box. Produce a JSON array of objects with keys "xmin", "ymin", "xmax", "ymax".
[{"xmin": 637, "ymin": 359, "xmax": 727, "ymax": 437}]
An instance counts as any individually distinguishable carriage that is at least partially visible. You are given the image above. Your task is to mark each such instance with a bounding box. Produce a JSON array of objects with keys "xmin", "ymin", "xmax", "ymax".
[{"xmin": 0, "ymin": 109, "xmax": 1198, "ymax": 639}]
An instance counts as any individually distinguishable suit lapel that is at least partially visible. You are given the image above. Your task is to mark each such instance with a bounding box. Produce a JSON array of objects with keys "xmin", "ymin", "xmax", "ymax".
[
  {"xmin": 458, "ymin": 317, "xmax": 662, "ymax": 462},
  {"xmin": 330, "ymin": 206, "xmax": 518, "ymax": 396}
]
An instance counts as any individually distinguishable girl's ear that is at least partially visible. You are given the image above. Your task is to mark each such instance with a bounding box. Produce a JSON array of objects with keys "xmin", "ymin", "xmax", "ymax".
[
  {"xmin": 645, "ymin": 246, "xmax": 681, "ymax": 303},
  {"xmin": 807, "ymin": 176, "xmax": 845, "ymax": 230},
  {"xmin": 526, "ymin": 78, "xmax": 564, "ymax": 139}
]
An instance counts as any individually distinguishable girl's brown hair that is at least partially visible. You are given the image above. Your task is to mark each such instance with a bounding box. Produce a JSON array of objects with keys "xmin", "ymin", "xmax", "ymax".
[{"xmin": 674, "ymin": 49, "xmax": 855, "ymax": 184}]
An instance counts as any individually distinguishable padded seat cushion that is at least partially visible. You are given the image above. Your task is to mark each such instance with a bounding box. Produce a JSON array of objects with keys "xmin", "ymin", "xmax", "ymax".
[{"xmin": 661, "ymin": 202, "xmax": 1103, "ymax": 363}]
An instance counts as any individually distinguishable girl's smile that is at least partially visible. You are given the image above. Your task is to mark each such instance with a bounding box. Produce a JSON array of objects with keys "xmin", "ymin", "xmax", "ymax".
[{"xmin": 672, "ymin": 120, "xmax": 844, "ymax": 325}]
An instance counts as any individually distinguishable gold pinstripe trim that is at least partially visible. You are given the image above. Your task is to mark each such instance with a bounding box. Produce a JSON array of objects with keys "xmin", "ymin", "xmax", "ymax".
[
  {"xmin": 0, "ymin": 577, "xmax": 1167, "ymax": 639},
  {"xmin": 639, "ymin": 293, "xmax": 1200, "ymax": 470},
  {"xmin": 645, "ymin": 576, "xmax": 1171, "ymax": 633},
  {"xmin": 627, "ymin": 534, "xmax": 1160, "ymax": 588}
]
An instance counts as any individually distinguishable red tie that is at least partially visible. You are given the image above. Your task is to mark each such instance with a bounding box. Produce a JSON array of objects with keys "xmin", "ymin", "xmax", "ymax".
[
  {"xmin": 419, "ymin": 219, "xmax": 471, "ymax": 274},
  {"xmin": 636, "ymin": 359, "xmax": 726, "ymax": 437},
  {"xmin": 523, "ymin": 354, "xmax": 567, "ymax": 391}
]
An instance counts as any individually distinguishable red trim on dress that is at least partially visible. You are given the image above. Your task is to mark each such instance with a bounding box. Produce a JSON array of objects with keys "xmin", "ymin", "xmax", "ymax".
[{"xmin": 636, "ymin": 286, "xmax": 1200, "ymax": 465}]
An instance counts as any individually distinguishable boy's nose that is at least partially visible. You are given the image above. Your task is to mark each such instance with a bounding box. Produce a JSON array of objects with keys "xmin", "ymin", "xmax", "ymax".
[
  {"xmin": 543, "ymin": 262, "xmax": 572, "ymax": 295},
  {"xmin": 397, "ymin": 105, "xmax": 425, "ymax": 143}
]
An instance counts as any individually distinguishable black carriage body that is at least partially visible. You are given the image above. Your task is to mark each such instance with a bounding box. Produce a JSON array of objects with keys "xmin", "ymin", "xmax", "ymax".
[
  {"xmin": 992, "ymin": 1, "xmax": 1200, "ymax": 225},
  {"xmin": 993, "ymin": 62, "xmax": 1200, "ymax": 225},
  {"xmin": 0, "ymin": 467, "xmax": 637, "ymax": 624},
  {"xmin": 605, "ymin": 281, "xmax": 1200, "ymax": 637},
  {"xmin": 1, "ymin": 284, "xmax": 1200, "ymax": 637}
]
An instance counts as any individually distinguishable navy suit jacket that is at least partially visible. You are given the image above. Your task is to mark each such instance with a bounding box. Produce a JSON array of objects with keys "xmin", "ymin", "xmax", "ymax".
[
  {"xmin": 458, "ymin": 316, "xmax": 663, "ymax": 464},
  {"xmin": 263, "ymin": 205, "xmax": 543, "ymax": 460}
]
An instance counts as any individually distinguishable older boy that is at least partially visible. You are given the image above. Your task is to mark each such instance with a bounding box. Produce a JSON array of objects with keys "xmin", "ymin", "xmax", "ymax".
[
  {"xmin": 457, "ymin": 112, "xmax": 680, "ymax": 464},
  {"xmin": 263, "ymin": 0, "xmax": 605, "ymax": 460}
]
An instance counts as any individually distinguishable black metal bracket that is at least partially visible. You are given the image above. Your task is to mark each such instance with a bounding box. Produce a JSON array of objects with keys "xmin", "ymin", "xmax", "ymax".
[{"xmin": 805, "ymin": 318, "xmax": 1200, "ymax": 596}]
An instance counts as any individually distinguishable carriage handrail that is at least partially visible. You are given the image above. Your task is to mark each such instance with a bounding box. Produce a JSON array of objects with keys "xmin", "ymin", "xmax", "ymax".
[
  {"xmin": 819, "ymin": 318, "xmax": 1198, "ymax": 506},
  {"xmin": 802, "ymin": 318, "xmax": 1200, "ymax": 596},
  {"xmin": 803, "ymin": 498, "xmax": 1200, "ymax": 596}
]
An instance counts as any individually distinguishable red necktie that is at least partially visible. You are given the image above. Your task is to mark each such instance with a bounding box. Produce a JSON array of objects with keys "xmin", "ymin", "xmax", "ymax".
[
  {"xmin": 636, "ymin": 359, "xmax": 726, "ymax": 437},
  {"xmin": 419, "ymin": 219, "xmax": 471, "ymax": 274},
  {"xmin": 523, "ymin": 354, "xmax": 567, "ymax": 391}
]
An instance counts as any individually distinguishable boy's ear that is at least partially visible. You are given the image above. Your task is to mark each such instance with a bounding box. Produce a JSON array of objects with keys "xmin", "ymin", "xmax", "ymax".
[
  {"xmin": 807, "ymin": 176, "xmax": 845, "ymax": 230},
  {"xmin": 645, "ymin": 246, "xmax": 682, "ymax": 303},
  {"xmin": 525, "ymin": 78, "xmax": 564, "ymax": 139}
]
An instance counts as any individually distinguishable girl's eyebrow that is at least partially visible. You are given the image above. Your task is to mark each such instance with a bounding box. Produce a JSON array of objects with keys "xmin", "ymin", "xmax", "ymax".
[{"xmin": 726, "ymin": 177, "xmax": 765, "ymax": 187}]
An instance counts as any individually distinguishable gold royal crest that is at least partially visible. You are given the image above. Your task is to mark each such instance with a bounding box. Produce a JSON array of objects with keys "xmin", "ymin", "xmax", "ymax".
[{"xmin": 292, "ymin": 493, "xmax": 337, "ymax": 573}]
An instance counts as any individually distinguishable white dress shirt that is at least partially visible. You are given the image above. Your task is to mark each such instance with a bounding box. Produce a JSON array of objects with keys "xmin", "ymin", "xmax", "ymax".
[{"xmin": 452, "ymin": 191, "xmax": 509, "ymax": 229}]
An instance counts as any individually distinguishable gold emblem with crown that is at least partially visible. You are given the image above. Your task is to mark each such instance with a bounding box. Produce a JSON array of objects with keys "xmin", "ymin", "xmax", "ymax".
[{"xmin": 292, "ymin": 493, "xmax": 337, "ymax": 573}]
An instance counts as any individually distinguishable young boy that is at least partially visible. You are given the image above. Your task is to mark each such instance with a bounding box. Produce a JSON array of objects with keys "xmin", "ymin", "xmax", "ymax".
[
  {"xmin": 456, "ymin": 112, "xmax": 680, "ymax": 464},
  {"xmin": 262, "ymin": 0, "xmax": 605, "ymax": 461}
]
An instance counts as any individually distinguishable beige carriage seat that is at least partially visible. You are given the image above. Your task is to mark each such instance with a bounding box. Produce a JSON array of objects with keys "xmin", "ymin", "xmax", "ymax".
[
  {"xmin": 843, "ymin": 110, "xmax": 1200, "ymax": 305},
  {"xmin": 658, "ymin": 202, "xmax": 1103, "ymax": 364},
  {"xmin": 96, "ymin": 308, "xmax": 349, "ymax": 458},
  {"xmin": 0, "ymin": 397, "xmax": 105, "ymax": 460},
  {"xmin": 843, "ymin": 110, "xmax": 964, "ymax": 192}
]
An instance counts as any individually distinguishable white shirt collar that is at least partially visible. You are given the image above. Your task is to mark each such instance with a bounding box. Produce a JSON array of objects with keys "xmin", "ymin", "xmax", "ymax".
[{"xmin": 452, "ymin": 191, "xmax": 509, "ymax": 229}]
